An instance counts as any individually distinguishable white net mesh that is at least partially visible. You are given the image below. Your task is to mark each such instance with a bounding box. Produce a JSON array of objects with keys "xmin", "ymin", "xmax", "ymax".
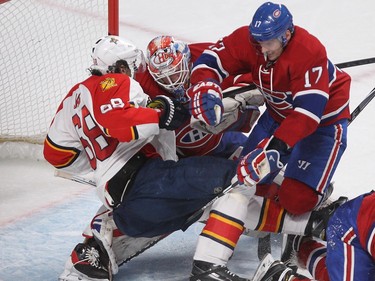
[{"xmin": 0, "ymin": 0, "xmax": 109, "ymax": 144}]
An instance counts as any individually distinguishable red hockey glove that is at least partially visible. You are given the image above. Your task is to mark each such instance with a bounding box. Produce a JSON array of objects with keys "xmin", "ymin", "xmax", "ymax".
[
  {"xmin": 237, "ymin": 148, "xmax": 283, "ymax": 186},
  {"xmin": 187, "ymin": 81, "xmax": 223, "ymax": 126}
]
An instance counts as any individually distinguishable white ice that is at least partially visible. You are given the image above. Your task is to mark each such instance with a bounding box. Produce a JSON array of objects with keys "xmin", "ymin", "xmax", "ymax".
[{"xmin": 1, "ymin": 0, "xmax": 375, "ymax": 280}]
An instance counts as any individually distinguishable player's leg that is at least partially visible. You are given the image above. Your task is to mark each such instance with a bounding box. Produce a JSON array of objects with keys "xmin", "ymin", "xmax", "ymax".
[
  {"xmin": 279, "ymin": 121, "xmax": 347, "ymax": 271},
  {"xmin": 190, "ymin": 187, "xmax": 253, "ymax": 280},
  {"xmin": 113, "ymin": 155, "xmax": 237, "ymax": 238}
]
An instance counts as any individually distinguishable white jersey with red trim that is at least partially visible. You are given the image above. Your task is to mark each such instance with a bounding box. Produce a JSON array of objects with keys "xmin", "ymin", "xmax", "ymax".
[{"xmin": 44, "ymin": 73, "xmax": 177, "ymax": 208}]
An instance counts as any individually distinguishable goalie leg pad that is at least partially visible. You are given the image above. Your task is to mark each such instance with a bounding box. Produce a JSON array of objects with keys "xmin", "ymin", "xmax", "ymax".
[{"xmin": 91, "ymin": 209, "xmax": 119, "ymax": 275}]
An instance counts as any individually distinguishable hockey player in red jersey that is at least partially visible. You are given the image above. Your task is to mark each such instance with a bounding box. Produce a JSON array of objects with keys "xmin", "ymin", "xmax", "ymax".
[
  {"xmin": 252, "ymin": 191, "xmax": 375, "ymax": 281},
  {"xmin": 187, "ymin": 2, "xmax": 351, "ymax": 280}
]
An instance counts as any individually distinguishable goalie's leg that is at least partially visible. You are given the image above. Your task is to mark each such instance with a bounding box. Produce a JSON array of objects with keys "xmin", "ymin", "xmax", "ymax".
[
  {"xmin": 59, "ymin": 239, "xmax": 111, "ymax": 281},
  {"xmin": 59, "ymin": 205, "xmax": 170, "ymax": 280}
]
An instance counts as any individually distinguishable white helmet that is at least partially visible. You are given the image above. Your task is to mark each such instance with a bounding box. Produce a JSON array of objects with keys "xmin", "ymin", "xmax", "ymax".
[{"xmin": 90, "ymin": 35, "xmax": 146, "ymax": 78}]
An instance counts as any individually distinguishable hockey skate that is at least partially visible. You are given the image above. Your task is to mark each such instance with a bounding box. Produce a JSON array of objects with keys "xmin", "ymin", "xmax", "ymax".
[
  {"xmin": 190, "ymin": 260, "xmax": 250, "ymax": 281},
  {"xmin": 305, "ymin": 196, "xmax": 348, "ymax": 240},
  {"xmin": 279, "ymin": 234, "xmax": 302, "ymax": 273},
  {"xmin": 59, "ymin": 241, "xmax": 111, "ymax": 281},
  {"xmin": 252, "ymin": 253, "xmax": 294, "ymax": 281}
]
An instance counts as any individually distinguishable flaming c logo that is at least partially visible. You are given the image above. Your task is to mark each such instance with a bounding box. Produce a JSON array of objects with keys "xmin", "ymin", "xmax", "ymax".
[{"xmin": 100, "ymin": 78, "xmax": 117, "ymax": 92}]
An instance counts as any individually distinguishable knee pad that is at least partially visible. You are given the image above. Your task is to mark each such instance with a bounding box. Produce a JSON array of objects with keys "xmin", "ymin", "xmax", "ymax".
[{"xmin": 278, "ymin": 178, "xmax": 318, "ymax": 215}]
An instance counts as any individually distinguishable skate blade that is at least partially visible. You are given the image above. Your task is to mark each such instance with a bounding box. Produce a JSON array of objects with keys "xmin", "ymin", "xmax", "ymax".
[{"xmin": 251, "ymin": 253, "xmax": 275, "ymax": 281}]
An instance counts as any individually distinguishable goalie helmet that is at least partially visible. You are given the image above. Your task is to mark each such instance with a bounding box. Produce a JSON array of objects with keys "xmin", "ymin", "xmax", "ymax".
[
  {"xmin": 90, "ymin": 35, "xmax": 146, "ymax": 78},
  {"xmin": 146, "ymin": 35, "xmax": 191, "ymax": 101},
  {"xmin": 249, "ymin": 2, "xmax": 294, "ymax": 47}
]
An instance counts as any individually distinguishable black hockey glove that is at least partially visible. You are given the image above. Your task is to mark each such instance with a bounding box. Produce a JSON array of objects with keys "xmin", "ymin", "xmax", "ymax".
[{"xmin": 147, "ymin": 95, "xmax": 190, "ymax": 131}]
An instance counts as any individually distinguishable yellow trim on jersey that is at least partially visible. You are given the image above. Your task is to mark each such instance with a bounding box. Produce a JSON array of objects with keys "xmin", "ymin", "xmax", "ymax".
[
  {"xmin": 258, "ymin": 198, "xmax": 270, "ymax": 231},
  {"xmin": 45, "ymin": 138, "xmax": 78, "ymax": 168}
]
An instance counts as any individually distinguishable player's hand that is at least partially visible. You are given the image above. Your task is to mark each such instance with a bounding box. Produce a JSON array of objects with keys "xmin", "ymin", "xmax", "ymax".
[
  {"xmin": 237, "ymin": 147, "xmax": 283, "ymax": 187},
  {"xmin": 147, "ymin": 95, "xmax": 190, "ymax": 130},
  {"xmin": 187, "ymin": 81, "xmax": 223, "ymax": 126}
]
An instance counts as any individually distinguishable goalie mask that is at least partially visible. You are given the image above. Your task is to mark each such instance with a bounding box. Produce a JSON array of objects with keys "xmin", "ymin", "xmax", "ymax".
[
  {"xmin": 146, "ymin": 35, "xmax": 191, "ymax": 101},
  {"xmin": 90, "ymin": 35, "xmax": 146, "ymax": 78}
]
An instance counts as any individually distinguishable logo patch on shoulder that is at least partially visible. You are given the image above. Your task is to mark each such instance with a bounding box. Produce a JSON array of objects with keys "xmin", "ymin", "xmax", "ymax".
[{"xmin": 100, "ymin": 77, "xmax": 117, "ymax": 92}]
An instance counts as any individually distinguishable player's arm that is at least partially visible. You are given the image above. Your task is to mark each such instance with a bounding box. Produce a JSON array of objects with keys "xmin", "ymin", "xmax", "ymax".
[
  {"xmin": 190, "ymin": 26, "xmax": 254, "ymax": 85},
  {"xmin": 187, "ymin": 27, "xmax": 255, "ymax": 126},
  {"xmin": 95, "ymin": 77, "xmax": 189, "ymax": 142}
]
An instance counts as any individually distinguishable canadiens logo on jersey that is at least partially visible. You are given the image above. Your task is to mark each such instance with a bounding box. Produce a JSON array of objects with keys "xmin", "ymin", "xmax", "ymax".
[
  {"xmin": 100, "ymin": 77, "xmax": 117, "ymax": 92},
  {"xmin": 175, "ymin": 123, "xmax": 221, "ymax": 156},
  {"xmin": 257, "ymin": 84, "xmax": 293, "ymax": 113}
]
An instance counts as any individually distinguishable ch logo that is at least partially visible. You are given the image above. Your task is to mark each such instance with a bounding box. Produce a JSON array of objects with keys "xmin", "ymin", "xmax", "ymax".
[{"xmin": 298, "ymin": 160, "xmax": 311, "ymax": 170}]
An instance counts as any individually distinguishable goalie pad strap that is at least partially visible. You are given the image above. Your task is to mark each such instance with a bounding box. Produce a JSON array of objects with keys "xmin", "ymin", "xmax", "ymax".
[{"xmin": 107, "ymin": 152, "xmax": 148, "ymax": 208}]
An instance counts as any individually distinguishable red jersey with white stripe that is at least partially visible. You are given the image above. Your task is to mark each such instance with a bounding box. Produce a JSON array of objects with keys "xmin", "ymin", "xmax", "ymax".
[{"xmin": 190, "ymin": 26, "xmax": 351, "ymax": 147}]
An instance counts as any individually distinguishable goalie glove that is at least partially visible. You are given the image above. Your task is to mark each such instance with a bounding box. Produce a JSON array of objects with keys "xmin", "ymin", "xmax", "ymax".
[{"xmin": 147, "ymin": 95, "xmax": 190, "ymax": 131}]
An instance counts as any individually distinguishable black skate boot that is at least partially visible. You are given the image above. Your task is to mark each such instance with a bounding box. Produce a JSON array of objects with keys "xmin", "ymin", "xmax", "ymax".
[
  {"xmin": 305, "ymin": 196, "xmax": 348, "ymax": 240},
  {"xmin": 258, "ymin": 260, "xmax": 294, "ymax": 281},
  {"xmin": 252, "ymin": 253, "xmax": 296, "ymax": 281},
  {"xmin": 190, "ymin": 260, "xmax": 250, "ymax": 281},
  {"xmin": 280, "ymin": 234, "xmax": 303, "ymax": 273},
  {"xmin": 65, "ymin": 242, "xmax": 111, "ymax": 281}
]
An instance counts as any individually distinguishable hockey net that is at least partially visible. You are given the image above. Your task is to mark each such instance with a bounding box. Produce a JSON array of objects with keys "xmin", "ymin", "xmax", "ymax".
[{"xmin": 0, "ymin": 0, "xmax": 118, "ymax": 158}]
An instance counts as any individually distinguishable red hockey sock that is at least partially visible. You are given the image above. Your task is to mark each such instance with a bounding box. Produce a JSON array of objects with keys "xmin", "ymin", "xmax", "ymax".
[{"xmin": 278, "ymin": 178, "xmax": 318, "ymax": 215}]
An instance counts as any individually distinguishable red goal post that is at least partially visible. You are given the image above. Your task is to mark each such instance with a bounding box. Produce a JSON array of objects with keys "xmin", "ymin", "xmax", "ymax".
[{"xmin": 0, "ymin": 0, "xmax": 119, "ymax": 145}]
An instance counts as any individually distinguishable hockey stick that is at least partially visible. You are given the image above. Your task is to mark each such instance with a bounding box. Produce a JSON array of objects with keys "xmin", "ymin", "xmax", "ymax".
[
  {"xmin": 336, "ymin": 57, "xmax": 375, "ymax": 69},
  {"xmin": 348, "ymin": 86, "xmax": 375, "ymax": 125},
  {"xmin": 54, "ymin": 169, "xmax": 96, "ymax": 187}
]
